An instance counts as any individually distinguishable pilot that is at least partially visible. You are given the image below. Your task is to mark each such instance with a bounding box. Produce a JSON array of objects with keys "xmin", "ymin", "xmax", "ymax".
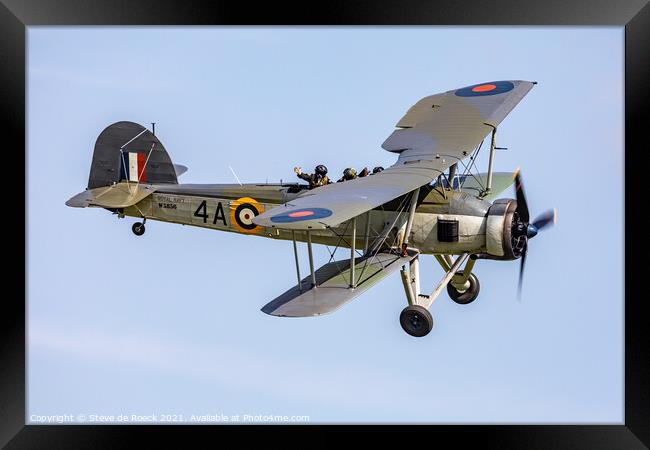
[
  {"xmin": 294, "ymin": 165, "xmax": 330, "ymax": 189},
  {"xmin": 358, "ymin": 167, "xmax": 369, "ymax": 177},
  {"xmin": 337, "ymin": 167, "xmax": 358, "ymax": 182},
  {"xmin": 371, "ymin": 166, "xmax": 384, "ymax": 175}
]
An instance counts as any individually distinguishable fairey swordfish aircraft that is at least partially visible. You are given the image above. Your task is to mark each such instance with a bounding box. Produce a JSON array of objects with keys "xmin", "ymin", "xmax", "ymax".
[{"xmin": 67, "ymin": 80, "xmax": 555, "ymax": 337}]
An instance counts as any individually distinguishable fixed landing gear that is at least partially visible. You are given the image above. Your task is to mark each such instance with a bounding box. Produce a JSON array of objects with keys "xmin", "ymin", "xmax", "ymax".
[
  {"xmin": 400, "ymin": 305, "xmax": 434, "ymax": 337},
  {"xmin": 398, "ymin": 253, "xmax": 480, "ymax": 337},
  {"xmin": 447, "ymin": 271, "xmax": 480, "ymax": 305},
  {"xmin": 132, "ymin": 221, "xmax": 146, "ymax": 236}
]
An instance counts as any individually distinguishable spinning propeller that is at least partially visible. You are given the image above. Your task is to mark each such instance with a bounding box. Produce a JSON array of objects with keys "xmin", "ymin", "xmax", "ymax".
[{"xmin": 512, "ymin": 168, "xmax": 556, "ymax": 300}]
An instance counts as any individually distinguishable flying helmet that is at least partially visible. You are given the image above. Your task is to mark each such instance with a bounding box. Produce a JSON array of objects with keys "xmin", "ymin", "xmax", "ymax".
[
  {"xmin": 315, "ymin": 165, "xmax": 328, "ymax": 176},
  {"xmin": 343, "ymin": 168, "xmax": 357, "ymax": 180}
]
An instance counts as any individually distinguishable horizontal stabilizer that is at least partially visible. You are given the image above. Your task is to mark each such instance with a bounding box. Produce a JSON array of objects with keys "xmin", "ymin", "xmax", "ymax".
[
  {"xmin": 262, "ymin": 250, "xmax": 417, "ymax": 317},
  {"xmin": 174, "ymin": 164, "xmax": 189, "ymax": 177},
  {"xmin": 66, "ymin": 182, "xmax": 155, "ymax": 208}
]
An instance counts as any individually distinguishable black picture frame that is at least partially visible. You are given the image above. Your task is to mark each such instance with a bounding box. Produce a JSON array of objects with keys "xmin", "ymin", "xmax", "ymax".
[{"xmin": 2, "ymin": 0, "xmax": 648, "ymax": 447}]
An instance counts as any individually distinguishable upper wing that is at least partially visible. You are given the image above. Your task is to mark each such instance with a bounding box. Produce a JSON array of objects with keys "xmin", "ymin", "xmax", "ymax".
[
  {"xmin": 253, "ymin": 80, "xmax": 535, "ymax": 230},
  {"xmin": 382, "ymin": 80, "xmax": 535, "ymax": 163}
]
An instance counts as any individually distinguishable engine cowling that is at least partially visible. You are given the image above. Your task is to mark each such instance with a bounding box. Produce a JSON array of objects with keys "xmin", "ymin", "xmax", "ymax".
[{"xmin": 485, "ymin": 198, "xmax": 527, "ymax": 260}]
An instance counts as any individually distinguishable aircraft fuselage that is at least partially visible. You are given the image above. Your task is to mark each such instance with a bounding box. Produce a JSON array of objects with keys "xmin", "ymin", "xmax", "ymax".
[{"xmin": 119, "ymin": 182, "xmax": 493, "ymax": 255}]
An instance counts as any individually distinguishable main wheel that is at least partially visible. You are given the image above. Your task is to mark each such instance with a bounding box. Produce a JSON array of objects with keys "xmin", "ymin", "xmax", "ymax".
[
  {"xmin": 132, "ymin": 222, "xmax": 145, "ymax": 236},
  {"xmin": 447, "ymin": 271, "xmax": 480, "ymax": 305},
  {"xmin": 399, "ymin": 305, "xmax": 434, "ymax": 337}
]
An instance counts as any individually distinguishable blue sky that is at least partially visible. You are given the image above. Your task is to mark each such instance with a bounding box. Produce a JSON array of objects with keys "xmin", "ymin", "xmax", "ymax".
[{"xmin": 27, "ymin": 27, "xmax": 623, "ymax": 424}]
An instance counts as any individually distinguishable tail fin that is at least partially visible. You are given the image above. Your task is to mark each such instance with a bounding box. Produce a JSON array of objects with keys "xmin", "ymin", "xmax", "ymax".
[{"xmin": 88, "ymin": 121, "xmax": 178, "ymax": 189}]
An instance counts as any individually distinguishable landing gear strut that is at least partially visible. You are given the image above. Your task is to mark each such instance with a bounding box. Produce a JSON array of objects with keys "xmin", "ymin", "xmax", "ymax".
[
  {"xmin": 398, "ymin": 253, "xmax": 478, "ymax": 337},
  {"xmin": 132, "ymin": 220, "xmax": 146, "ymax": 236}
]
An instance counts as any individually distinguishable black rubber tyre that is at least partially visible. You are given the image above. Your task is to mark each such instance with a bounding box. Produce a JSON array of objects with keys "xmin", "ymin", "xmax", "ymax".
[
  {"xmin": 447, "ymin": 271, "xmax": 480, "ymax": 305},
  {"xmin": 399, "ymin": 305, "xmax": 434, "ymax": 337},
  {"xmin": 132, "ymin": 222, "xmax": 145, "ymax": 236}
]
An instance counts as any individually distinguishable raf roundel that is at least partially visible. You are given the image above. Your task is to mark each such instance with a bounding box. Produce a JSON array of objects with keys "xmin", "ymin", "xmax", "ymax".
[
  {"xmin": 230, "ymin": 197, "xmax": 264, "ymax": 233},
  {"xmin": 455, "ymin": 81, "xmax": 515, "ymax": 97},
  {"xmin": 271, "ymin": 208, "xmax": 333, "ymax": 224},
  {"xmin": 235, "ymin": 204, "xmax": 257, "ymax": 229}
]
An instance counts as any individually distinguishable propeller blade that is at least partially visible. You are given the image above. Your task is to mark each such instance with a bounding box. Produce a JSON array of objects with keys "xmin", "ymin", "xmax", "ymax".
[
  {"xmin": 517, "ymin": 242, "xmax": 528, "ymax": 301},
  {"xmin": 513, "ymin": 168, "xmax": 529, "ymax": 223},
  {"xmin": 532, "ymin": 208, "xmax": 557, "ymax": 231},
  {"xmin": 511, "ymin": 168, "xmax": 555, "ymax": 301}
]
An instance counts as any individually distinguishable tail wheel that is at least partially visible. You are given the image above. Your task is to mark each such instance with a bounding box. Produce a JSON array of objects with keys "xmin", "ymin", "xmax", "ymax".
[
  {"xmin": 399, "ymin": 305, "xmax": 434, "ymax": 337},
  {"xmin": 132, "ymin": 222, "xmax": 145, "ymax": 236},
  {"xmin": 447, "ymin": 271, "xmax": 480, "ymax": 304}
]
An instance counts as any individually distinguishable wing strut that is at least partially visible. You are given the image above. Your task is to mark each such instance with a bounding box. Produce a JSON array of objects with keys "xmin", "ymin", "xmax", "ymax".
[
  {"xmin": 363, "ymin": 211, "xmax": 371, "ymax": 253},
  {"xmin": 349, "ymin": 217, "xmax": 357, "ymax": 288},
  {"xmin": 401, "ymin": 187, "xmax": 421, "ymax": 256},
  {"xmin": 307, "ymin": 230, "xmax": 316, "ymax": 288},
  {"xmin": 291, "ymin": 230, "xmax": 303, "ymax": 293},
  {"xmin": 484, "ymin": 124, "xmax": 497, "ymax": 197}
]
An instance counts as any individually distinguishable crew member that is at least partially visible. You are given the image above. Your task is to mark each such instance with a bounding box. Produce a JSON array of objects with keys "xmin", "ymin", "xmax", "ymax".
[
  {"xmin": 294, "ymin": 165, "xmax": 330, "ymax": 189},
  {"xmin": 337, "ymin": 167, "xmax": 358, "ymax": 182}
]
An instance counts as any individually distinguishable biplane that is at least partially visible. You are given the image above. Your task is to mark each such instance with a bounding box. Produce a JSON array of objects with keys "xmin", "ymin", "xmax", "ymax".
[{"xmin": 67, "ymin": 80, "xmax": 555, "ymax": 337}]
